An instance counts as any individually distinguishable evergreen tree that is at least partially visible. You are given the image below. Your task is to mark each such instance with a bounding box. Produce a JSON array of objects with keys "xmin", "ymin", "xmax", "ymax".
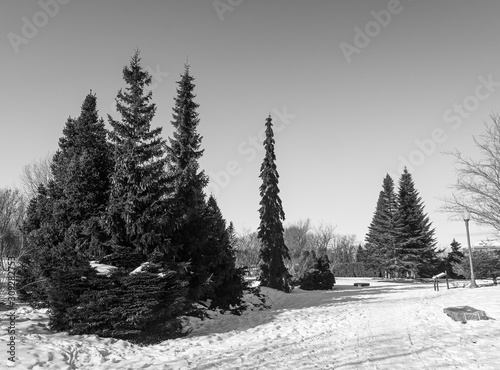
[
  {"xmin": 106, "ymin": 50, "xmax": 171, "ymax": 265},
  {"xmin": 227, "ymin": 221, "xmax": 237, "ymax": 248},
  {"xmin": 17, "ymin": 184, "xmax": 57, "ymax": 306},
  {"xmin": 20, "ymin": 52, "xmax": 191, "ymax": 343},
  {"xmin": 258, "ymin": 115, "xmax": 291, "ymax": 292},
  {"xmin": 166, "ymin": 64, "xmax": 207, "ymax": 213},
  {"xmin": 51, "ymin": 92, "xmax": 113, "ymax": 257},
  {"xmin": 18, "ymin": 92, "xmax": 113, "ymax": 305},
  {"xmin": 364, "ymin": 174, "xmax": 398, "ymax": 277},
  {"xmin": 202, "ymin": 196, "xmax": 247, "ymax": 311},
  {"xmin": 45, "ymin": 92, "xmax": 114, "ymax": 318},
  {"xmin": 299, "ymin": 253, "xmax": 336, "ymax": 291},
  {"xmin": 394, "ymin": 168, "xmax": 437, "ymax": 278},
  {"xmin": 166, "ymin": 64, "xmax": 210, "ymax": 301},
  {"xmin": 445, "ymin": 239, "xmax": 465, "ymax": 278}
]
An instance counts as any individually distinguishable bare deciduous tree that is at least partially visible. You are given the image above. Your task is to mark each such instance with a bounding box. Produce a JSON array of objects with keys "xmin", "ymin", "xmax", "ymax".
[
  {"xmin": 19, "ymin": 152, "xmax": 54, "ymax": 200},
  {"xmin": 440, "ymin": 115, "xmax": 500, "ymax": 233},
  {"xmin": 331, "ymin": 234, "xmax": 358, "ymax": 263},
  {"xmin": 284, "ymin": 218, "xmax": 312, "ymax": 259},
  {"xmin": 310, "ymin": 222, "xmax": 336, "ymax": 254},
  {"xmin": 234, "ymin": 228, "xmax": 261, "ymax": 271},
  {"xmin": 0, "ymin": 188, "xmax": 26, "ymax": 291}
]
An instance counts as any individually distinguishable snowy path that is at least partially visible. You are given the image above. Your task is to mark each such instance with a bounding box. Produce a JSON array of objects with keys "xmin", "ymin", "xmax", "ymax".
[
  {"xmin": 157, "ymin": 282, "xmax": 498, "ymax": 369},
  {"xmin": 2, "ymin": 278, "xmax": 499, "ymax": 369}
]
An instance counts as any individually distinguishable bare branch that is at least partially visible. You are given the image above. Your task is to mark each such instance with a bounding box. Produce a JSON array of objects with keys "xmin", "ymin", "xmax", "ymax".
[
  {"xmin": 19, "ymin": 152, "xmax": 54, "ymax": 200},
  {"xmin": 440, "ymin": 114, "xmax": 500, "ymax": 234}
]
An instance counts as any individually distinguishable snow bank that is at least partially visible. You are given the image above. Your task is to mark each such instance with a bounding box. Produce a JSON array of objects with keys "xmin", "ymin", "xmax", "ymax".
[
  {"xmin": 89, "ymin": 261, "xmax": 117, "ymax": 276},
  {"xmin": 2, "ymin": 277, "xmax": 499, "ymax": 369}
]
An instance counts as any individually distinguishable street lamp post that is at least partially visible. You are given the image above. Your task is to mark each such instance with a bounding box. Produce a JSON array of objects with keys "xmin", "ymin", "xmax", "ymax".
[{"xmin": 463, "ymin": 210, "xmax": 478, "ymax": 288}]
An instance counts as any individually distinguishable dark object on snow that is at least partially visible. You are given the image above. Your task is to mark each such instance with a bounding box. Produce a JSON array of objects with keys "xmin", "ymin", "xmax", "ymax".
[
  {"xmin": 354, "ymin": 283, "xmax": 370, "ymax": 287},
  {"xmin": 299, "ymin": 255, "xmax": 335, "ymax": 291},
  {"xmin": 443, "ymin": 306, "xmax": 489, "ymax": 324}
]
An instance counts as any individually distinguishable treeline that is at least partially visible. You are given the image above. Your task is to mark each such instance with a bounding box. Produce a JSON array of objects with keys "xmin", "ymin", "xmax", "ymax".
[
  {"xmin": 234, "ymin": 220, "xmax": 369, "ymax": 279},
  {"xmin": 14, "ymin": 50, "xmax": 248, "ymax": 344}
]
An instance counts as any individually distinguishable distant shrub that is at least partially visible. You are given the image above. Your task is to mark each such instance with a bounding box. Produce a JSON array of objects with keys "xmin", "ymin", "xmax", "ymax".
[
  {"xmin": 299, "ymin": 254, "xmax": 335, "ymax": 290},
  {"xmin": 452, "ymin": 251, "xmax": 500, "ymax": 282},
  {"xmin": 333, "ymin": 262, "xmax": 378, "ymax": 277}
]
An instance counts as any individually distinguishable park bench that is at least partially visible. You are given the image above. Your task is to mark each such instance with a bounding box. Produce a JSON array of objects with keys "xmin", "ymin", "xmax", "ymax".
[{"xmin": 432, "ymin": 272, "xmax": 449, "ymax": 291}]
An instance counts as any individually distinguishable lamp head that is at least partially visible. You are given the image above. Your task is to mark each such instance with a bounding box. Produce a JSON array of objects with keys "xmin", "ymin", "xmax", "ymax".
[{"xmin": 463, "ymin": 209, "xmax": 470, "ymax": 221}]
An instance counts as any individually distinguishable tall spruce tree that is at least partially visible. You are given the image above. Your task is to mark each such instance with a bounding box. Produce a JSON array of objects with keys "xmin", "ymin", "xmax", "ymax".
[
  {"xmin": 52, "ymin": 92, "xmax": 113, "ymax": 257},
  {"xmin": 364, "ymin": 192, "xmax": 387, "ymax": 275},
  {"xmin": 258, "ymin": 115, "xmax": 291, "ymax": 292},
  {"xmin": 203, "ymin": 195, "xmax": 247, "ymax": 311},
  {"xmin": 18, "ymin": 92, "xmax": 112, "ymax": 305},
  {"xmin": 106, "ymin": 50, "xmax": 171, "ymax": 265},
  {"xmin": 166, "ymin": 64, "xmax": 207, "ymax": 213},
  {"xmin": 394, "ymin": 168, "xmax": 437, "ymax": 278},
  {"xmin": 364, "ymin": 174, "xmax": 398, "ymax": 277},
  {"xmin": 71, "ymin": 52, "xmax": 189, "ymax": 343},
  {"xmin": 45, "ymin": 92, "xmax": 114, "ymax": 326},
  {"xmin": 166, "ymin": 64, "xmax": 212, "ymax": 301}
]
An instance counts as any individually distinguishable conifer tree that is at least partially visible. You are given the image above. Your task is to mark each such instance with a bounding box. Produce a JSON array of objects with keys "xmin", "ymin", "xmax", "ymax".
[
  {"xmin": 166, "ymin": 64, "xmax": 210, "ymax": 301},
  {"xmin": 258, "ymin": 115, "xmax": 291, "ymax": 292},
  {"xmin": 17, "ymin": 183, "xmax": 58, "ymax": 306},
  {"xmin": 299, "ymin": 253, "xmax": 336, "ymax": 290},
  {"xmin": 394, "ymin": 168, "xmax": 437, "ymax": 278},
  {"xmin": 20, "ymin": 52, "xmax": 190, "ymax": 343},
  {"xmin": 445, "ymin": 239, "xmax": 465, "ymax": 278},
  {"xmin": 166, "ymin": 64, "xmax": 207, "ymax": 214},
  {"xmin": 202, "ymin": 195, "xmax": 247, "ymax": 310},
  {"xmin": 364, "ymin": 174, "xmax": 398, "ymax": 276},
  {"xmin": 51, "ymin": 92, "xmax": 113, "ymax": 257},
  {"xmin": 18, "ymin": 92, "xmax": 113, "ymax": 305},
  {"xmin": 227, "ymin": 221, "xmax": 237, "ymax": 248},
  {"xmin": 364, "ymin": 192, "xmax": 387, "ymax": 275},
  {"xmin": 106, "ymin": 50, "xmax": 171, "ymax": 265}
]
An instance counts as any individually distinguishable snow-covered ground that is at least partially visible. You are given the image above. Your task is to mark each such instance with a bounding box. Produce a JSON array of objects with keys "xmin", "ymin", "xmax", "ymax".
[{"xmin": 2, "ymin": 277, "xmax": 499, "ymax": 369}]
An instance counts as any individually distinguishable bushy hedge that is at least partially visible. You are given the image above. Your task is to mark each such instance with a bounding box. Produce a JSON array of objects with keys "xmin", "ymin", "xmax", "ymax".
[
  {"xmin": 299, "ymin": 255, "xmax": 335, "ymax": 290},
  {"xmin": 48, "ymin": 262, "xmax": 190, "ymax": 345}
]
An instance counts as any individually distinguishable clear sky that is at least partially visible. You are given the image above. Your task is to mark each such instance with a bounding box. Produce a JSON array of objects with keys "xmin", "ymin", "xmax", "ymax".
[{"xmin": 2, "ymin": 0, "xmax": 500, "ymax": 249}]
